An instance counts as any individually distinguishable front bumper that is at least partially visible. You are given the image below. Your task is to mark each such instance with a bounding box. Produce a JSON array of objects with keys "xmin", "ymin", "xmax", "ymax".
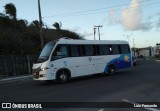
[{"xmin": 32, "ymin": 69, "xmax": 54, "ymax": 80}]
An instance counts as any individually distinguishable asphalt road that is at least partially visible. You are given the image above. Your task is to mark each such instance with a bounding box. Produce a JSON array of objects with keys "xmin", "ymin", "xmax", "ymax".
[{"xmin": 0, "ymin": 60, "xmax": 160, "ymax": 111}]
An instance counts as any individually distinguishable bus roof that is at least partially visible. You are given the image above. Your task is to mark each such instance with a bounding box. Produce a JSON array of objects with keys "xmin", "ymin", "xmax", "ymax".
[{"xmin": 56, "ymin": 37, "xmax": 128, "ymax": 45}]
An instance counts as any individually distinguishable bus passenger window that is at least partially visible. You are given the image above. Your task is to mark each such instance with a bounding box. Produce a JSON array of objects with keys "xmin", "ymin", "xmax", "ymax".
[
  {"xmin": 70, "ymin": 45, "xmax": 79, "ymax": 57},
  {"xmin": 120, "ymin": 44, "xmax": 130, "ymax": 54},
  {"xmin": 112, "ymin": 45, "xmax": 120, "ymax": 54},
  {"xmin": 78, "ymin": 46, "xmax": 85, "ymax": 56},
  {"xmin": 99, "ymin": 45, "xmax": 110, "ymax": 55},
  {"xmin": 93, "ymin": 45, "xmax": 99, "ymax": 55},
  {"xmin": 84, "ymin": 45, "xmax": 94, "ymax": 56},
  {"xmin": 109, "ymin": 45, "xmax": 113, "ymax": 54},
  {"xmin": 52, "ymin": 45, "xmax": 68, "ymax": 60}
]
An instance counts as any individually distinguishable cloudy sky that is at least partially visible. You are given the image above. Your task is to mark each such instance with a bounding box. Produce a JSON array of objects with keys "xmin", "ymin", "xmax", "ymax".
[{"xmin": 0, "ymin": 0, "xmax": 160, "ymax": 48}]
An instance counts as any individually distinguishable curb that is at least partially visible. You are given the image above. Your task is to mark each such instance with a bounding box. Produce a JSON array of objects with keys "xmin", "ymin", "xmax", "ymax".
[
  {"xmin": 155, "ymin": 60, "xmax": 160, "ymax": 62},
  {"xmin": 0, "ymin": 75, "xmax": 32, "ymax": 85}
]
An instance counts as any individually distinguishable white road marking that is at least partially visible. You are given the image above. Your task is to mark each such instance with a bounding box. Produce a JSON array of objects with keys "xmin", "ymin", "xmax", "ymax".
[
  {"xmin": 122, "ymin": 99, "xmax": 160, "ymax": 111},
  {"xmin": 98, "ymin": 109, "xmax": 104, "ymax": 111}
]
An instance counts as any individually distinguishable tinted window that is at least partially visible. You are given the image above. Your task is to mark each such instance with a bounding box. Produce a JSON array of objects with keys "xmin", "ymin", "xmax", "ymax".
[
  {"xmin": 93, "ymin": 45, "xmax": 99, "ymax": 55},
  {"xmin": 99, "ymin": 45, "xmax": 110, "ymax": 55},
  {"xmin": 70, "ymin": 45, "xmax": 79, "ymax": 57},
  {"xmin": 112, "ymin": 45, "xmax": 120, "ymax": 54},
  {"xmin": 52, "ymin": 45, "xmax": 68, "ymax": 60},
  {"xmin": 109, "ymin": 45, "xmax": 113, "ymax": 54},
  {"xmin": 120, "ymin": 44, "xmax": 130, "ymax": 54},
  {"xmin": 84, "ymin": 45, "xmax": 94, "ymax": 56},
  {"xmin": 79, "ymin": 45, "xmax": 85, "ymax": 56}
]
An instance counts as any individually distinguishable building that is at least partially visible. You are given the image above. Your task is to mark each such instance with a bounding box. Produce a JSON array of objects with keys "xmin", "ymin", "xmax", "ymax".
[
  {"xmin": 132, "ymin": 43, "xmax": 160, "ymax": 58},
  {"xmin": 155, "ymin": 43, "xmax": 160, "ymax": 55}
]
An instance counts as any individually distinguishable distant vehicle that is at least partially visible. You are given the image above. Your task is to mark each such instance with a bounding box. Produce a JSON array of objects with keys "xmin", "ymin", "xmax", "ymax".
[{"xmin": 32, "ymin": 37, "xmax": 132, "ymax": 83}]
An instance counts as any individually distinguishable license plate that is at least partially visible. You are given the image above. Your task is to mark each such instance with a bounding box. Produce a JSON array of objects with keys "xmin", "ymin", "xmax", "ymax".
[{"xmin": 33, "ymin": 73, "xmax": 37, "ymax": 76}]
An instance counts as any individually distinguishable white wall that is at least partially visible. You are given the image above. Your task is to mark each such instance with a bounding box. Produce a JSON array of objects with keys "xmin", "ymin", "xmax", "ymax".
[{"xmin": 139, "ymin": 50, "xmax": 150, "ymax": 57}]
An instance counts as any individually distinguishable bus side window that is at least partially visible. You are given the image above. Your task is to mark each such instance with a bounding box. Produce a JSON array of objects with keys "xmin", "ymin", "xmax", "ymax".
[
  {"xmin": 84, "ymin": 45, "xmax": 94, "ymax": 56},
  {"xmin": 118, "ymin": 45, "xmax": 122, "ymax": 54},
  {"xmin": 92, "ymin": 45, "xmax": 98, "ymax": 55},
  {"xmin": 70, "ymin": 45, "xmax": 79, "ymax": 57},
  {"xmin": 112, "ymin": 45, "xmax": 120, "ymax": 55},
  {"xmin": 78, "ymin": 45, "xmax": 86, "ymax": 56},
  {"xmin": 99, "ymin": 45, "xmax": 110, "ymax": 55},
  {"xmin": 51, "ymin": 45, "xmax": 68, "ymax": 60},
  {"xmin": 109, "ymin": 45, "xmax": 113, "ymax": 54},
  {"xmin": 120, "ymin": 44, "xmax": 130, "ymax": 54}
]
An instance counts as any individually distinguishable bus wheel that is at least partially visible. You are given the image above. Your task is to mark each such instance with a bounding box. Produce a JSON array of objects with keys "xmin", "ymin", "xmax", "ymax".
[
  {"xmin": 108, "ymin": 66, "xmax": 115, "ymax": 75},
  {"xmin": 57, "ymin": 70, "xmax": 69, "ymax": 83}
]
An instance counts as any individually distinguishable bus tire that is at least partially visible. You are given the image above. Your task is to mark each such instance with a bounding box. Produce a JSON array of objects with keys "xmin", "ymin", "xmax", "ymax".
[
  {"xmin": 108, "ymin": 65, "xmax": 115, "ymax": 75},
  {"xmin": 56, "ymin": 70, "xmax": 70, "ymax": 83}
]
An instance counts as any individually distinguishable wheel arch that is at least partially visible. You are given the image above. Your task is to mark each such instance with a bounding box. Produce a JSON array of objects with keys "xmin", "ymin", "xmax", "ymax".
[
  {"xmin": 107, "ymin": 64, "xmax": 116, "ymax": 75},
  {"xmin": 108, "ymin": 64, "xmax": 116, "ymax": 69},
  {"xmin": 104, "ymin": 63, "xmax": 116, "ymax": 74},
  {"xmin": 55, "ymin": 68, "xmax": 71, "ymax": 79}
]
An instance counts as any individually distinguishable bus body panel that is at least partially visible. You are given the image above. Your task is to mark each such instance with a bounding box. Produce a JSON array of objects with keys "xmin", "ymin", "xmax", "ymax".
[
  {"xmin": 47, "ymin": 54, "xmax": 131, "ymax": 79},
  {"xmin": 104, "ymin": 54, "xmax": 131, "ymax": 73},
  {"xmin": 50, "ymin": 58, "xmax": 75, "ymax": 78}
]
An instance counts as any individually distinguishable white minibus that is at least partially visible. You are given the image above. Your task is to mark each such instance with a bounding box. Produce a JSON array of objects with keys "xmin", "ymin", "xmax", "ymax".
[{"xmin": 32, "ymin": 38, "xmax": 132, "ymax": 83}]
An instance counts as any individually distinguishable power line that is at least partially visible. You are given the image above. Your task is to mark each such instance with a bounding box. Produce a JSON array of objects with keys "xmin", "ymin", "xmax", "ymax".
[
  {"xmin": 42, "ymin": 0, "xmax": 158, "ymax": 18},
  {"xmin": 42, "ymin": 1, "xmax": 160, "ymax": 19},
  {"xmin": 44, "ymin": 0, "xmax": 152, "ymax": 18}
]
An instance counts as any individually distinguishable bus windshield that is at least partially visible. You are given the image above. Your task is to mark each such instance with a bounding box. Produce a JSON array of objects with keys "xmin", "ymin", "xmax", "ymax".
[{"xmin": 38, "ymin": 41, "xmax": 56, "ymax": 62}]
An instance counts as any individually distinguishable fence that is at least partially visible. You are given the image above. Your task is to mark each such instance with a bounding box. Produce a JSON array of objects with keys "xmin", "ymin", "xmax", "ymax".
[{"xmin": 0, "ymin": 55, "xmax": 37, "ymax": 78}]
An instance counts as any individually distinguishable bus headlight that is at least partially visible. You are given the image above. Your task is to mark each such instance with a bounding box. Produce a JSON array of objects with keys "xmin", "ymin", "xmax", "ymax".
[{"xmin": 41, "ymin": 67, "xmax": 49, "ymax": 71}]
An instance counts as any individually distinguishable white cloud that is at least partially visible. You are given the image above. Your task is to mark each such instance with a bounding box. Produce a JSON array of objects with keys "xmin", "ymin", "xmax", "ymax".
[
  {"xmin": 107, "ymin": 0, "xmax": 153, "ymax": 31},
  {"xmin": 119, "ymin": 0, "xmax": 152, "ymax": 31},
  {"xmin": 108, "ymin": 9, "xmax": 116, "ymax": 25}
]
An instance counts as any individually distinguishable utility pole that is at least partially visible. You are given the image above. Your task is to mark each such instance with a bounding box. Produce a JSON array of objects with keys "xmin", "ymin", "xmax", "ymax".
[
  {"xmin": 93, "ymin": 27, "xmax": 96, "ymax": 40},
  {"xmin": 133, "ymin": 39, "xmax": 135, "ymax": 48},
  {"xmin": 94, "ymin": 25, "xmax": 102, "ymax": 40},
  {"xmin": 38, "ymin": 0, "xmax": 44, "ymax": 49}
]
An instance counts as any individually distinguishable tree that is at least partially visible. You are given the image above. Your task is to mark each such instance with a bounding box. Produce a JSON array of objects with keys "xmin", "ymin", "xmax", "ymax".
[
  {"xmin": 61, "ymin": 29, "xmax": 84, "ymax": 39},
  {"xmin": 53, "ymin": 22, "xmax": 62, "ymax": 38},
  {"xmin": 29, "ymin": 20, "xmax": 40, "ymax": 28},
  {"xmin": 4, "ymin": 3, "xmax": 17, "ymax": 19},
  {"xmin": 52, "ymin": 22, "xmax": 84, "ymax": 39},
  {"xmin": 53, "ymin": 22, "xmax": 62, "ymax": 30}
]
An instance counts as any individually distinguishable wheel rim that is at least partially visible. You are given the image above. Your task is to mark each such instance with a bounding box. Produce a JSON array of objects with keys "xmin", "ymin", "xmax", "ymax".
[
  {"xmin": 110, "ymin": 68, "xmax": 115, "ymax": 75},
  {"xmin": 59, "ymin": 71, "xmax": 67, "ymax": 81},
  {"xmin": 109, "ymin": 67, "xmax": 115, "ymax": 75}
]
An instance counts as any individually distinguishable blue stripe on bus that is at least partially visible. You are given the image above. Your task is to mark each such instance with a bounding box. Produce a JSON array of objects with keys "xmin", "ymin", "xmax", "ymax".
[{"xmin": 104, "ymin": 54, "xmax": 131, "ymax": 73}]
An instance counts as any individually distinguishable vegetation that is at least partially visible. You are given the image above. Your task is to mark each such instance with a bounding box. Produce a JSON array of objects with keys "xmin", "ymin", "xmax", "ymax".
[{"xmin": 0, "ymin": 3, "xmax": 84, "ymax": 55}]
